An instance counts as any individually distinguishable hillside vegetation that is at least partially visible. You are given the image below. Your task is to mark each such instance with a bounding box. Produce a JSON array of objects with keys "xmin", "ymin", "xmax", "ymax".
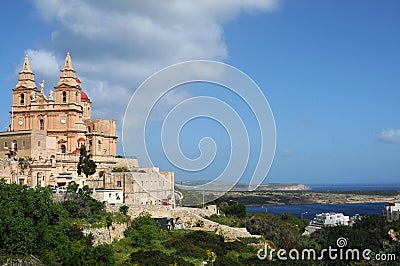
[{"xmin": 1, "ymin": 180, "xmax": 400, "ymax": 265}]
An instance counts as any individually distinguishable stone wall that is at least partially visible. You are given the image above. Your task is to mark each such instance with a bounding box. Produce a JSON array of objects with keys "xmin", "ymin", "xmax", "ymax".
[
  {"xmin": 83, "ymin": 223, "xmax": 128, "ymax": 246},
  {"xmin": 102, "ymin": 203, "xmax": 259, "ymax": 241},
  {"xmin": 114, "ymin": 157, "xmax": 139, "ymax": 168},
  {"xmin": 93, "ymin": 172, "xmax": 175, "ymax": 206}
]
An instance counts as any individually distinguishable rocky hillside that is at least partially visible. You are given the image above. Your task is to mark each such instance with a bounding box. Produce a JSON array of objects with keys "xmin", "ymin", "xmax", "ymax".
[{"xmin": 232, "ymin": 183, "xmax": 311, "ymax": 191}]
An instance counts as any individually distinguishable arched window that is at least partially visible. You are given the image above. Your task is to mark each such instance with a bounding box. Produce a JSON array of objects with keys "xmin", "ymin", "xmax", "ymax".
[
  {"xmin": 20, "ymin": 94, "xmax": 25, "ymax": 105},
  {"xmin": 39, "ymin": 119, "xmax": 44, "ymax": 130},
  {"xmin": 36, "ymin": 173, "xmax": 41, "ymax": 187},
  {"xmin": 50, "ymin": 155, "xmax": 55, "ymax": 167},
  {"xmin": 62, "ymin": 91, "xmax": 67, "ymax": 103},
  {"xmin": 12, "ymin": 140, "xmax": 17, "ymax": 151},
  {"xmin": 61, "ymin": 144, "xmax": 66, "ymax": 154}
]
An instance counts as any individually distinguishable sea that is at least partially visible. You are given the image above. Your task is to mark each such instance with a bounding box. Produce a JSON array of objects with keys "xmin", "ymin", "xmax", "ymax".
[
  {"xmin": 308, "ymin": 183, "xmax": 400, "ymax": 191},
  {"xmin": 246, "ymin": 202, "xmax": 387, "ymax": 220},
  {"xmin": 246, "ymin": 183, "xmax": 400, "ymax": 220}
]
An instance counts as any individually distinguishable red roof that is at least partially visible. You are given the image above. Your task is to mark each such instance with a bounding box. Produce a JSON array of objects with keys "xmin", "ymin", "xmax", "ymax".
[
  {"xmin": 72, "ymin": 149, "xmax": 81, "ymax": 154},
  {"xmin": 76, "ymin": 77, "xmax": 81, "ymax": 83},
  {"xmin": 77, "ymin": 137, "xmax": 85, "ymax": 142},
  {"xmin": 81, "ymin": 91, "xmax": 90, "ymax": 102}
]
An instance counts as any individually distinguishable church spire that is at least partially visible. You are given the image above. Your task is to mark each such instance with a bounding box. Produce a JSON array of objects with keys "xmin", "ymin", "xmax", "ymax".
[
  {"xmin": 22, "ymin": 54, "xmax": 32, "ymax": 72},
  {"xmin": 63, "ymin": 52, "xmax": 74, "ymax": 70},
  {"xmin": 57, "ymin": 52, "xmax": 77, "ymax": 86},
  {"xmin": 16, "ymin": 54, "xmax": 36, "ymax": 89}
]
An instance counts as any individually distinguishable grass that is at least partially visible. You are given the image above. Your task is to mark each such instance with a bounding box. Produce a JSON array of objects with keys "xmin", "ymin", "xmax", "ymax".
[
  {"xmin": 104, "ymin": 214, "xmax": 263, "ymax": 265},
  {"xmin": 112, "ymin": 229, "xmax": 204, "ymax": 265},
  {"xmin": 69, "ymin": 211, "xmax": 129, "ymax": 229},
  {"xmin": 206, "ymin": 214, "xmax": 246, "ymax": 228},
  {"xmin": 238, "ymin": 237, "xmax": 263, "ymax": 244}
]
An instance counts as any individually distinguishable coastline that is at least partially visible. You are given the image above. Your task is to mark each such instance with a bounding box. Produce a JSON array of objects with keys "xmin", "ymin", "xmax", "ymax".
[
  {"xmin": 246, "ymin": 199, "xmax": 391, "ymax": 207},
  {"xmin": 246, "ymin": 202, "xmax": 388, "ymax": 219},
  {"xmin": 223, "ymin": 190, "xmax": 400, "ymax": 206}
]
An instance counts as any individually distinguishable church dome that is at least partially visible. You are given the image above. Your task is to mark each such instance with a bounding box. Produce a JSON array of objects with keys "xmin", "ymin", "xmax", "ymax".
[{"xmin": 81, "ymin": 90, "xmax": 90, "ymax": 102}]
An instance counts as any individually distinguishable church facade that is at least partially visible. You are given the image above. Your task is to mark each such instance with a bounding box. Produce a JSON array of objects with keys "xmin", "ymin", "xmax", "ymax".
[
  {"xmin": 0, "ymin": 53, "xmax": 118, "ymax": 186},
  {"xmin": 7, "ymin": 53, "xmax": 117, "ymax": 158},
  {"xmin": 0, "ymin": 52, "xmax": 175, "ymax": 206}
]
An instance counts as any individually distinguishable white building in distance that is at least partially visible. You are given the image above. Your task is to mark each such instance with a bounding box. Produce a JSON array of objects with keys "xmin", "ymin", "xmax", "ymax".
[
  {"xmin": 312, "ymin": 212, "xmax": 350, "ymax": 226},
  {"xmin": 382, "ymin": 203, "xmax": 400, "ymax": 222}
]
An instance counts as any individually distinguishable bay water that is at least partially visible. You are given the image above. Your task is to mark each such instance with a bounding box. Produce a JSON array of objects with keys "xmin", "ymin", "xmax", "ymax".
[{"xmin": 246, "ymin": 202, "xmax": 387, "ymax": 220}]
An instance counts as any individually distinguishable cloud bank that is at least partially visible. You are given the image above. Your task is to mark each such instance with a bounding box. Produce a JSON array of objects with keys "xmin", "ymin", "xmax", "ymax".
[
  {"xmin": 26, "ymin": 0, "xmax": 280, "ymax": 153},
  {"xmin": 376, "ymin": 129, "xmax": 400, "ymax": 144}
]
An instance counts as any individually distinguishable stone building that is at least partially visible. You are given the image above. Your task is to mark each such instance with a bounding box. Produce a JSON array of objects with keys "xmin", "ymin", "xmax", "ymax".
[
  {"xmin": 92, "ymin": 188, "xmax": 124, "ymax": 205},
  {"xmin": 0, "ymin": 53, "xmax": 119, "ymax": 186},
  {"xmin": 0, "ymin": 53, "xmax": 174, "ymax": 205},
  {"xmin": 382, "ymin": 203, "xmax": 400, "ymax": 222},
  {"xmin": 311, "ymin": 212, "xmax": 350, "ymax": 226},
  {"xmin": 87, "ymin": 168, "xmax": 175, "ymax": 206},
  {"xmin": 6, "ymin": 53, "xmax": 117, "ymax": 157}
]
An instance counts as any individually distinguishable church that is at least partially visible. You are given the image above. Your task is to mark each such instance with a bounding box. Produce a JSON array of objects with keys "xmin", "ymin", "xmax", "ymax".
[
  {"xmin": 0, "ymin": 52, "xmax": 175, "ymax": 206},
  {"xmin": 0, "ymin": 53, "xmax": 120, "ymax": 186},
  {"xmin": 9, "ymin": 52, "xmax": 117, "ymax": 156}
]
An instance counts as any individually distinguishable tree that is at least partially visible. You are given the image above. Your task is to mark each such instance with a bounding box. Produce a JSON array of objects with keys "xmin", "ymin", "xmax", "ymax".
[
  {"xmin": 246, "ymin": 213, "xmax": 307, "ymax": 251},
  {"xmin": 106, "ymin": 214, "xmax": 113, "ymax": 241},
  {"xmin": 0, "ymin": 180, "xmax": 68, "ymax": 262},
  {"xmin": 164, "ymin": 231, "xmax": 226, "ymax": 260},
  {"xmin": 124, "ymin": 250, "xmax": 192, "ymax": 266},
  {"xmin": 124, "ymin": 212, "xmax": 164, "ymax": 248},
  {"xmin": 62, "ymin": 182, "xmax": 105, "ymax": 219},
  {"xmin": 76, "ymin": 145, "xmax": 97, "ymax": 178},
  {"xmin": 219, "ymin": 201, "xmax": 246, "ymax": 218},
  {"xmin": 17, "ymin": 156, "xmax": 33, "ymax": 175},
  {"xmin": 0, "ymin": 181, "xmax": 115, "ymax": 265},
  {"xmin": 112, "ymin": 166, "xmax": 129, "ymax": 172},
  {"xmin": 119, "ymin": 205, "xmax": 129, "ymax": 216}
]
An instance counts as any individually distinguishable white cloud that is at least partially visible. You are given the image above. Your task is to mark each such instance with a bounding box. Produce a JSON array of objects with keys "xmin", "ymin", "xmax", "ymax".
[
  {"xmin": 376, "ymin": 129, "xmax": 400, "ymax": 144},
  {"xmin": 24, "ymin": 50, "xmax": 60, "ymax": 91},
  {"xmin": 27, "ymin": 0, "xmax": 280, "ymax": 151},
  {"xmin": 26, "ymin": 49, "xmax": 59, "ymax": 77}
]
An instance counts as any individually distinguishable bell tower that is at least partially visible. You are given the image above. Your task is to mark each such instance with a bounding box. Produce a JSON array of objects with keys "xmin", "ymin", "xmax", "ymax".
[
  {"xmin": 11, "ymin": 54, "xmax": 39, "ymax": 131},
  {"xmin": 54, "ymin": 52, "xmax": 81, "ymax": 104},
  {"xmin": 49, "ymin": 52, "xmax": 87, "ymax": 153}
]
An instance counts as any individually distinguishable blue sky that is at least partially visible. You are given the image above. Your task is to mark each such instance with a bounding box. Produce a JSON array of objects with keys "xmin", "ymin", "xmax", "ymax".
[{"xmin": 0, "ymin": 0, "xmax": 399, "ymax": 185}]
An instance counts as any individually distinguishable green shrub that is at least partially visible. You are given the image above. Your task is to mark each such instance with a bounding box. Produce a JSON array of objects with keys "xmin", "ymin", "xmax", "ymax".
[
  {"xmin": 124, "ymin": 212, "xmax": 165, "ymax": 248},
  {"xmin": 119, "ymin": 205, "xmax": 129, "ymax": 215},
  {"xmin": 112, "ymin": 166, "xmax": 129, "ymax": 172},
  {"xmin": 196, "ymin": 219, "xmax": 204, "ymax": 227},
  {"xmin": 165, "ymin": 231, "xmax": 225, "ymax": 258},
  {"xmin": 124, "ymin": 250, "xmax": 193, "ymax": 266},
  {"xmin": 0, "ymin": 180, "xmax": 114, "ymax": 265},
  {"xmin": 219, "ymin": 202, "xmax": 246, "ymax": 218}
]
